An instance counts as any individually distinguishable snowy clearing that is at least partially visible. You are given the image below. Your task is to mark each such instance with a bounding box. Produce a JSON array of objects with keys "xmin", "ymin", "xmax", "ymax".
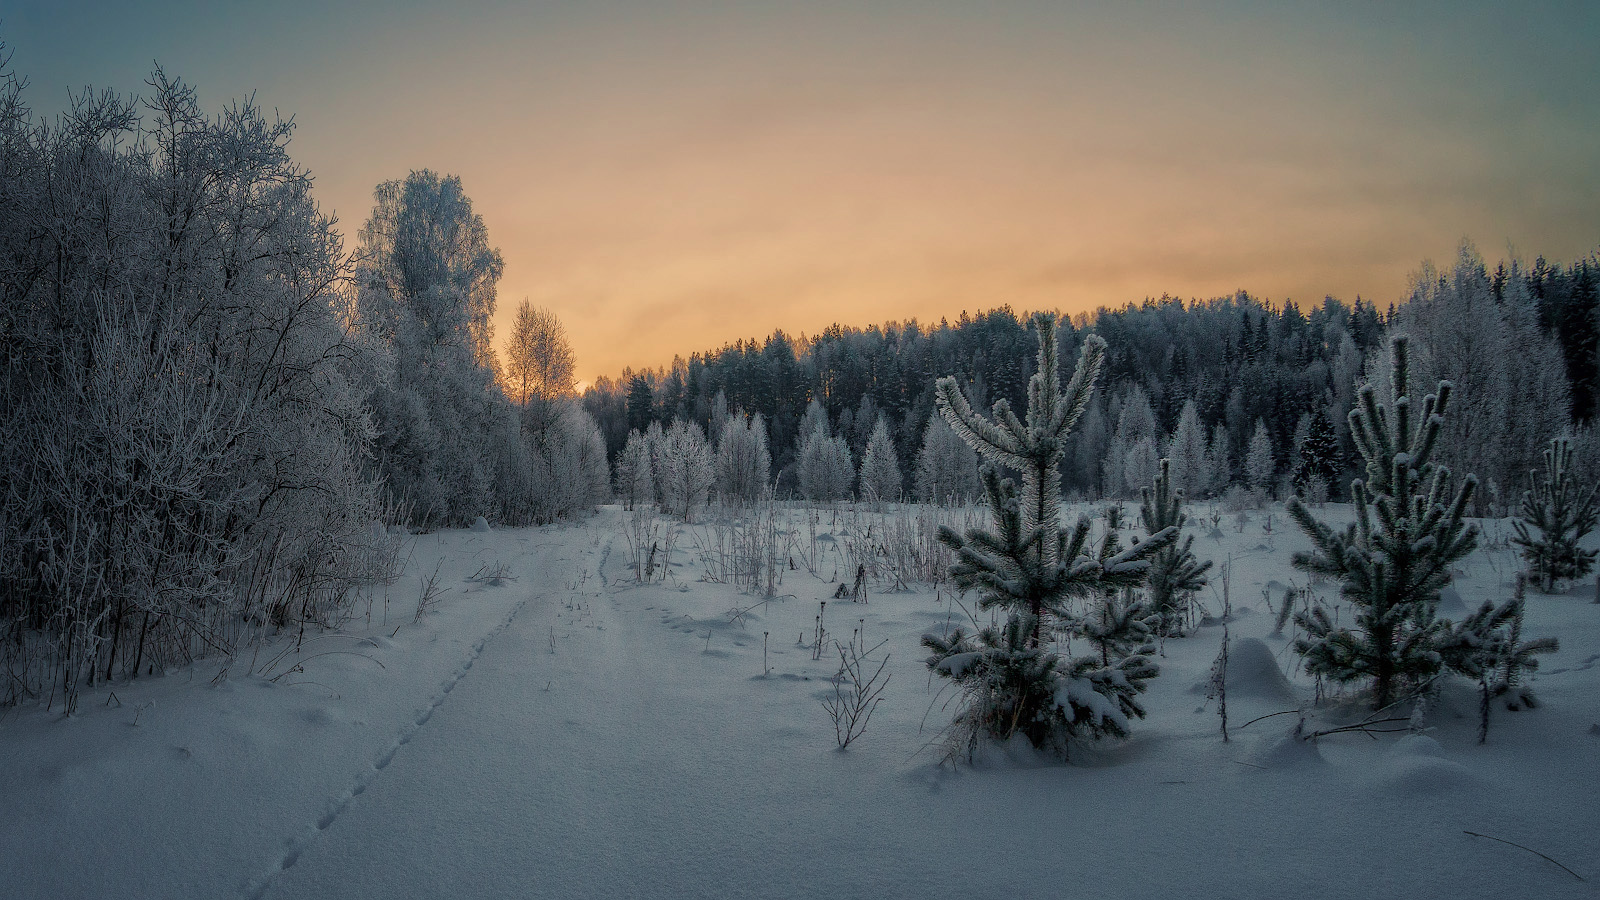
[{"xmin": 2, "ymin": 504, "xmax": 1597, "ymax": 899}]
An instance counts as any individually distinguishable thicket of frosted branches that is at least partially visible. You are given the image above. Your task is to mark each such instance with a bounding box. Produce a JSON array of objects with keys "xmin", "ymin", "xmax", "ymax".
[{"xmin": 0, "ymin": 57, "xmax": 606, "ymax": 709}]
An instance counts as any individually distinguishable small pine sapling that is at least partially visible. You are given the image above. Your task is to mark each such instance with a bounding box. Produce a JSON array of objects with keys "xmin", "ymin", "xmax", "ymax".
[
  {"xmin": 924, "ymin": 314, "xmax": 1177, "ymax": 756},
  {"xmin": 1078, "ymin": 588, "xmax": 1159, "ymax": 667},
  {"xmin": 1287, "ymin": 336, "xmax": 1479, "ymax": 710},
  {"xmin": 1140, "ymin": 458, "xmax": 1213, "ymax": 636},
  {"xmin": 1205, "ymin": 585, "xmax": 1232, "ymax": 741},
  {"xmin": 1439, "ymin": 582, "xmax": 1558, "ymax": 743},
  {"xmin": 1511, "ymin": 437, "xmax": 1599, "ymax": 593}
]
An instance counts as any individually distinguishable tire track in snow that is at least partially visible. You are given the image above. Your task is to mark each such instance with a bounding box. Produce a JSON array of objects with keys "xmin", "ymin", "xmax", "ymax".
[{"xmin": 241, "ymin": 596, "xmax": 531, "ymax": 900}]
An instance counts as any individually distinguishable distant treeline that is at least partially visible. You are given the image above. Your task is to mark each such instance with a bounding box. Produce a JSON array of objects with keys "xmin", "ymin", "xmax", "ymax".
[{"xmin": 585, "ymin": 247, "xmax": 1599, "ymax": 509}]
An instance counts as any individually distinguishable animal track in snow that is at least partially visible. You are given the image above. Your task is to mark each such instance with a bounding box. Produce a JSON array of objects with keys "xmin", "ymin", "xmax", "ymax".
[{"xmin": 241, "ymin": 596, "xmax": 530, "ymax": 900}]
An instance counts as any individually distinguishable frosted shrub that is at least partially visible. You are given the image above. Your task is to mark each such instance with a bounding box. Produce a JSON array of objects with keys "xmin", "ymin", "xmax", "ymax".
[{"xmin": 0, "ymin": 69, "xmax": 387, "ymax": 709}]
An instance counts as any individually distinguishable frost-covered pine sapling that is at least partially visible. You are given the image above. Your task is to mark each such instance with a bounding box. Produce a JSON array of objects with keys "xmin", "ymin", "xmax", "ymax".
[
  {"xmin": 1439, "ymin": 584, "xmax": 1558, "ymax": 743},
  {"xmin": 1140, "ymin": 458, "xmax": 1213, "ymax": 636},
  {"xmin": 1511, "ymin": 437, "xmax": 1599, "ymax": 593},
  {"xmin": 1078, "ymin": 588, "xmax": 1159, "ymax": 667},
  {"xmin": 924, "ymin": 314, "xmax": 1177, "ymax": 754},
  {"xmin": 1287, "ymin": 335, "xmax": 1479, "ymax": 710}
]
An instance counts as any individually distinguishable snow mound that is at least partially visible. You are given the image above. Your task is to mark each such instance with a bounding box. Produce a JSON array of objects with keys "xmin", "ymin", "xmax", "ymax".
[
  {"xmin": 1374, "ymin": 735, "xmax": 1473, "ymax": 794},
  {"xmin": 1246, "ymin": 724, "xmax": 1324, "ymax": 769},
  {"xmin": 1388, "ymin": 734, "xmax": 1446, "ymax": 758},
  {"xmin": 470, "ymin": 516, "xmax": 492, "ymax": 532},
  {"xmin": 1190, "ymin": 638, "xmax": 1295, "ymax": 701},
  {"xmin": 1228, "ymin": 638, "xmax": 1296, "ymax": 700}
]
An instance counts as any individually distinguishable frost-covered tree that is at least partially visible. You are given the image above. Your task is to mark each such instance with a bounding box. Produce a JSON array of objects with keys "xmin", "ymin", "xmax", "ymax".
[
  {"xmin": 798, "ymin": 399, "xmax": 830, "ymax": 447},
  {"xmin": 857, "ymin": 416, "xmax": 903, "ymax": 507},
  {"xmin": 525, "ymin": 402, "xmax": 611, "ymax": 521},
  {"xmin": 924, "ymin": 315, "xmax": 1177, "ymax": 755},
  {"xmin": 356, "ymin": 169, "xmax": 507, "ymax": 526},
  {"xmin": 615, "ymin": 429, "xmax": 655, "ymax": 510},
  {"xmin": 797, "ymin": 425, "xmax": 855, "ymax": 504},
  {"xmin": 1388, "ymin": 244, "xmax": 1571, "ymax": 514},
  {"xmin": 915, "ymin": 413, "xmax": 981, "ymax": 505},
  {"xmin": 1205, "ymin": 422, "xmax": 1232, "ymax": 498},
  {"xmin": 1123, "ymin": 436, "xmax": 1159, "ymax": 500},
  {"xmin": 1068, "ymin": 396, "xmax": 1110, "ymax": 497},
  {"xmin": 0, "ymin": 64, "xmax": 386, "ymax": 705},
  {"xmin": 1511, "ymin": 437, "xmax": 1599, "ymax": 592},
  {"xmin": 1289, "ymin": 336, "xmax": 1479, "ymax": 709},
  {"xmin": 1245, "ymin": 419, "xmax": 1276, "ymax": 498},
  {"xmin": 504, "ymin": 301, "xmax": 576, "ymax": 406},
  {"xmin": 644, "ymin": 420, "xmax": 667, "ymax": 503},
  {"xmin": 1141, "ymin": 459, "xmax": 1213, "ymax": 636},
  {"xmin": 1104, "ymin": 385, "xmax": 1156, "ymax": 496},
  {"xmin": 656, "ymin": 420, "xmax": 715, "ymax": 521},
  {"xmin": 1165, "ymin": 400, "xmax": 1211, "ymax": 499},
  {"xmin": 715, "ymin": 412, "xmax": 771, "ymax": 505}
]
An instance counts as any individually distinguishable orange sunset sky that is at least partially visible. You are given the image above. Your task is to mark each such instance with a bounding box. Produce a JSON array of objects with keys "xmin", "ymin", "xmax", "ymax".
[{"xmin": 10, "ymin": 1, "xmax": 1600, "ymax": 384}]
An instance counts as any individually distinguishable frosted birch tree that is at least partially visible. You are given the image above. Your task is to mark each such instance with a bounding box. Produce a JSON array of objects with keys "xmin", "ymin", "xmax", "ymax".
[
  {"xmin": 657, "ymin": 420, "xmax": 715, "ymax": 521},
  {"xmin": 716, "ymin": 412, "xmax": 772, "ymax": 505}
]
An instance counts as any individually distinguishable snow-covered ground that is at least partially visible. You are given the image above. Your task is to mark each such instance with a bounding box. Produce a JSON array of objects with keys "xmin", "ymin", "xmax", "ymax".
[{"xmin": 2, "ymin": 504, "xmax": 1597, "ymax": 899}]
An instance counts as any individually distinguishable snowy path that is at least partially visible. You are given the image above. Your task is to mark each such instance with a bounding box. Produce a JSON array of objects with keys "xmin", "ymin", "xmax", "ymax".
[{"xmin": 4, "ymin": 508, "xmax": 1598, "ymax": 899}]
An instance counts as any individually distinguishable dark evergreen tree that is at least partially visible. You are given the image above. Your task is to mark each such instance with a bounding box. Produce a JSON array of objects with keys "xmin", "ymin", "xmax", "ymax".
[
  {"xmin": 1511, "ymin": 437, "xmax": 1600, "ymax": 592},
  {"xmin": 1288, "ymin": 336, "xmax": 1478, "ymax": 709},
  {"xmin": 626, "ymin": 375, "xmax": 654, "ymax": 433},
  {"xmin": 1293, "ymin": 407, "xmax": 1339, "ymax": 496}
]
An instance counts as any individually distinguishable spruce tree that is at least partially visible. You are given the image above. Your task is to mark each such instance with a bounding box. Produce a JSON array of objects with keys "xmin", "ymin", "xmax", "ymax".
[
  {"xmin": 857, "ymin": 415, "xmax": 903, "ymax": 507},
  {"xmin": 1288, "ymin": 336, "xmax": 1479, "ymax": 709},
  {"xmin": 924, "ymin": 314, "xmax": 1177, "ymax": 754},
  {"xmin": 1293, "ymin": 407, "xmax": 1339, "ymax": 498},
  {"xmin": 1141, "ymin": 458, "xmax": 1213, "ymax": 636},
  {"xmin": 914, "ymin": 413, "xmax": 981, "ymax": 505},
  {"xmin": 1511, "ymin": 437, "xmax": 1599, "ymax": 592},
  {"xmin": 1245, "ymin": 418, "xmax": 1275, "ymax": 499}
]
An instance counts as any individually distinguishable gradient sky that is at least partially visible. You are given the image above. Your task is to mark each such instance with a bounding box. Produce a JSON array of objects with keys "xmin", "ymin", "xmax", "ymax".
[{"xmin": 9, "ymin": 1, "xmax": 1599, "ymax": 383}]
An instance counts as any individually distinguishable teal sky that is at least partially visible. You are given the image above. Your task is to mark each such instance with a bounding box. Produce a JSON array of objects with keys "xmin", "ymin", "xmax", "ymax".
[{"xmin": 8, "ymin": 1, "xmax": 1599, "ymax": 382}]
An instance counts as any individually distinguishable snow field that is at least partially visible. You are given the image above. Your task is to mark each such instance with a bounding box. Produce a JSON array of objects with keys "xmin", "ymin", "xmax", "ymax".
[{"xmin": 2, "ymin": 504, "xmax": 1597, "ymax": 899}]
